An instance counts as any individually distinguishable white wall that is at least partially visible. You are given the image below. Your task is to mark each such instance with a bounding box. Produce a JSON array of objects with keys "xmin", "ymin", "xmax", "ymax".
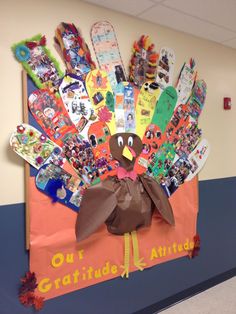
[{"xmin": 1, "ymin": 0, "xmax": 236, "ymax": 205}]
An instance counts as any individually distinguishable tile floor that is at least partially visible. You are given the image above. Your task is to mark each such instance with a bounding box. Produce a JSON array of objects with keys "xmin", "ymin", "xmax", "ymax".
[{"xmin": 160, "ymin": 277, "xmax": 236, "ymax": 314}]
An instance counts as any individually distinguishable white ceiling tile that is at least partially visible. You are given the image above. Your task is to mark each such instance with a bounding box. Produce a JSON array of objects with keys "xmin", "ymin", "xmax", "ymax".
[
  {"xmin": 139, "ymin": 5, "xmax": 236, "ymax": 43},
  {"xmin": 163, "ymin": 0, "xmax": 236, "ymax": 32},
  {"xmin": 83, "ymin": 0, "xmax": 156, "ymax": 16},
  {"xmin": 222, "ymin": 38, "xmax": 236, "ymax": 49}
]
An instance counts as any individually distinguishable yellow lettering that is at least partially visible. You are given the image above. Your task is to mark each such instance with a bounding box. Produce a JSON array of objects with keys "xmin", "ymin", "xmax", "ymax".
[
  {"xmin": 102, "ymin": 262, "xmax": 110, "ymax": 276},
  {"xmin": 184, "ymin": 239, "xmax": 190, "ymax": 251},
  {"xmin": 78, "ymin": 250, "xmax": 84, "ymax": 260},
  {"xmin": 73, "ymin": 270, "xmax": 80, "ymax": 283},
  {"xmin": 51, "ymin": 253, "xmax": 64, "ymax": 268},
  {"xmin": 94, "ymin": 269, "xmax": 102, "ymax": 279},
  {"xmin": 66, "ymin": 253, "xmax": 74, "ymax": 264},
  {"xmin": 111, "ymin": 265, "xmax": 118, "ymax": 275},
  {"xmin": 62, "ymin": 274, "xmax": 71, "ymax": 286},
  {"xmin": 38, "ymin": 278, "xmax": 52, "ymax": 293},
  {"xmin": 150, "ymin": 248, "xmax": 158, "ymax": 260},
  {"xmin": 178, "ymin": 244, "xmax": 183, "ymax": 252},
  {"xmin": 172, "ymin": 242, "xmax": 177, "ymax": 253},
  {"xmin": 54, "ymin": 278, "xmax": 61, "ymax": 289},
  {"xmin": 87, "ymin": 266, "xmax": 93, "ymax": 279},
  {"xmin": 157, "ymin": 246, "xmax": 163, "ymax": 257}
]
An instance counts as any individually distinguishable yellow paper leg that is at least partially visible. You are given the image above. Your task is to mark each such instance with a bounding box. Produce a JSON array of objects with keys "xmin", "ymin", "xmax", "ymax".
[
  {"xmin": 120, "ymin": 233, "xmax": 130, "ymax": 278},
  {"xmin": 131, "ymin": 231, "xmax": 146, "ymax": 271}
]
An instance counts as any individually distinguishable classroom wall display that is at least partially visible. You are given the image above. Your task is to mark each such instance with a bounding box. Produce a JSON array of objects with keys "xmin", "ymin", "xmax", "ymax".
[{"xmin": 10, "ymin": 20, "xmax": 209, "ymax": 308}]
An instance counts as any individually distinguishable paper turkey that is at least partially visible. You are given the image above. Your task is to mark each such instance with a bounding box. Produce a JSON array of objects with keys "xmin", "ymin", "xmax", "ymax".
[{"xmin": 75, "ymin": 132, "xmax": 175, "ymax": 242}]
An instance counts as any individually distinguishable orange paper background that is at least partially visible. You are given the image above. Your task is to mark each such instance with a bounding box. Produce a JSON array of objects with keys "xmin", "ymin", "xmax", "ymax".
[{"xmin": 29, "ymin": 174, "xmax": 198, "ymax": 300}]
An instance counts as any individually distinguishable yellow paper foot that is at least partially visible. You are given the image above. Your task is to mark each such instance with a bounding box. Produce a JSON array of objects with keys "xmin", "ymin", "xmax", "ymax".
[
  {"xmin": 131, "ymin": 230, "xmax": 147, "ymax": 272},
  {"xmin": 120, "ymin": 265, "xmax": 130, "ymax": 278},
  {"xmin": 134, "ymin": 257, "xmax": 146, "ymax": 271}
]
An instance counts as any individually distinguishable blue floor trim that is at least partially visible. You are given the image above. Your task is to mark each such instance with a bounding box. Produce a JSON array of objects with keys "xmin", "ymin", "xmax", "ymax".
[{"xmin": 0, "ymin": 177, "xmax": 236, "ymax": 314}]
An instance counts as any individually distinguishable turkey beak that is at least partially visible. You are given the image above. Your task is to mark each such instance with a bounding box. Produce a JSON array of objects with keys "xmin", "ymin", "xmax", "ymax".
[{"xmin": 122, "ymin": 145, "xmax": 136, "ymax": 161}]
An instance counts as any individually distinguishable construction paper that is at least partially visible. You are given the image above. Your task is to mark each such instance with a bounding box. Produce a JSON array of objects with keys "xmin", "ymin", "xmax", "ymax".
[
  {"xmin": 59, "ymin": 73, "xmax": 96, "ymax": 138},
  {"xmin": 12, "ymin": 35, "xmax": 63, "ymax": 91},
  {"xmin": 55, "ymin": 22, "xmax": 96, "ymax": 76},
  {"xmin": 129, "ymin": 35, "xmax": 158, "ymax": 88},
  {"xmin": 174, "ymin": 121, "xmax": 202, "ymax": 157},
  {"xmin": 147, "ymin": 142, "xmax": 176, "ymax": 182},
  {"xmin": 151, "ymin": 86, "xmax": 177, "ymax": 133},
  {"xmin": 36, "ymin": 163, "xmax": 85, "ymax": 212},
  {"xmin": 29, "ymin": 176, "xmax": 198, "ymax": 300},
  {"xmin": 28, "ymin": 89, "xmax": 77, "ymax": 147},
  {"xmin": 161, "ymin": 155, "xmax": 192, "ymax": 196},
  {"xmin": 62, "ymin": 133, "xmax": 100, "ymax": 185},
  {"xmin": 155, "ymin": 47, "xmax": 175, "ymax": 90},
  {"xmin": 186, "ymin": 138, "xmax": 210, "ymax": 181},
  {"xmin": 123, "ymin": 83, "xmax": 137, "ymax": 132},
  {"xmin": 88, "ymin": 121, "xmax": 118, "ymax": 179},
  {"xmin": 165, "ymin": 104, "xmax": 190, "ymax": 144},
  {"xmin": 135, "ymin": 81, "xmax": 160, "ymax": 138},
  {"xmin": 91, "ymin": 21, "xmax": 126, "ymax": 90},
  {"xmin": 161, "ymin": 139, "xmax": 209, "ymax": 195},
  {"xmin": 10, "ymin": 123, "xmax": 65, "ymax": 169},
  {"xmin": 134, "ymin": 124, "xmax": 166, "ymax": 174},
  {"xmin": 188, "ymin": 80, "xmax": 207, "ymax": 121},
  {"xmin": 76, "ymin": 173, "xmax": 174, "ymax": 241},
  {"xmin": 175, "ymin": 60, "xmax": 197, "ymax": 107},
  {"xmin": 122, "ymin": 145, "xmax": 133, "ymax": 160},
  {"xmin": 109, "ymin": 132, "xmax": 143, "ymax": 171},
  {"xmin": 86, "ymin": 69, "xmax": 116, "ymax": 134},
  {"xmin": 114, "ymin": 83, "xmax": 125, "ymax": 132},
  {"xmin": 114, "ymin": 82, "xmax": 137, "ymax": 133}
]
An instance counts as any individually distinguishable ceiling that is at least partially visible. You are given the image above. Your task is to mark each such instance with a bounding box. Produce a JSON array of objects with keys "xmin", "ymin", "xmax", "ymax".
[{"xmin": 83, "ymin": 0, "xmax": 236, "ymax": 49}]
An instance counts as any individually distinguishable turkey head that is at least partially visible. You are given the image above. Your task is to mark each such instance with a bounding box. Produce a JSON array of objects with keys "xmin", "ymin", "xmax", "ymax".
[{"xmin": 109, "ymin": 132, "xmax": 142, "ymax": 171}]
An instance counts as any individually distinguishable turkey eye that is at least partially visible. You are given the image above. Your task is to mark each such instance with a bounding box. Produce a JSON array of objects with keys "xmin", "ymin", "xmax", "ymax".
[
  {"xmin": 128, "ymin": 136, "xmax": 133, "ymax": 146},
  {"xmin": 117, "ymin": 136, "xmax": 124, "ymax": 147}
]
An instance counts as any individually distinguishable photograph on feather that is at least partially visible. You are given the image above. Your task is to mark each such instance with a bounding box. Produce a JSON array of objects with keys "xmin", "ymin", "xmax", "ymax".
[
  {"xmin": 12, "ymin": 34, "xmax": 63, "ymax": 91},
  {"xmin": 10, "ymin": 20, "xmax": 209, "ymax": 306}
]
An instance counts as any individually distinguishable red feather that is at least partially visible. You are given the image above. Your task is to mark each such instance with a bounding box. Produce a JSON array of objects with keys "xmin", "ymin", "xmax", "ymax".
[
  {"xmin": 25, "ymin": 41, "xmax": 37, "ymax": 49},
  {"xmin": 19, "ymin": 292, "xmax": 35, "ymax": 307},
  {"xmin": 188, "ymin": 234, "xmax": 201, "ymax": 259},
  {"xmin": 34, "ymin": 296, "xmax": 45, "ymax": 311},
  {"xmin": 39, "ymin": 35, "xmax": 46, "ymax": 46}
]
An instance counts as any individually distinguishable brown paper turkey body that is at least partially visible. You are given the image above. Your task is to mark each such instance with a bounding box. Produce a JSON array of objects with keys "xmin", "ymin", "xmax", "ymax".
[{"xmin": 75, "ymin": 132, "xmax": 175, "ymax": 242}]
